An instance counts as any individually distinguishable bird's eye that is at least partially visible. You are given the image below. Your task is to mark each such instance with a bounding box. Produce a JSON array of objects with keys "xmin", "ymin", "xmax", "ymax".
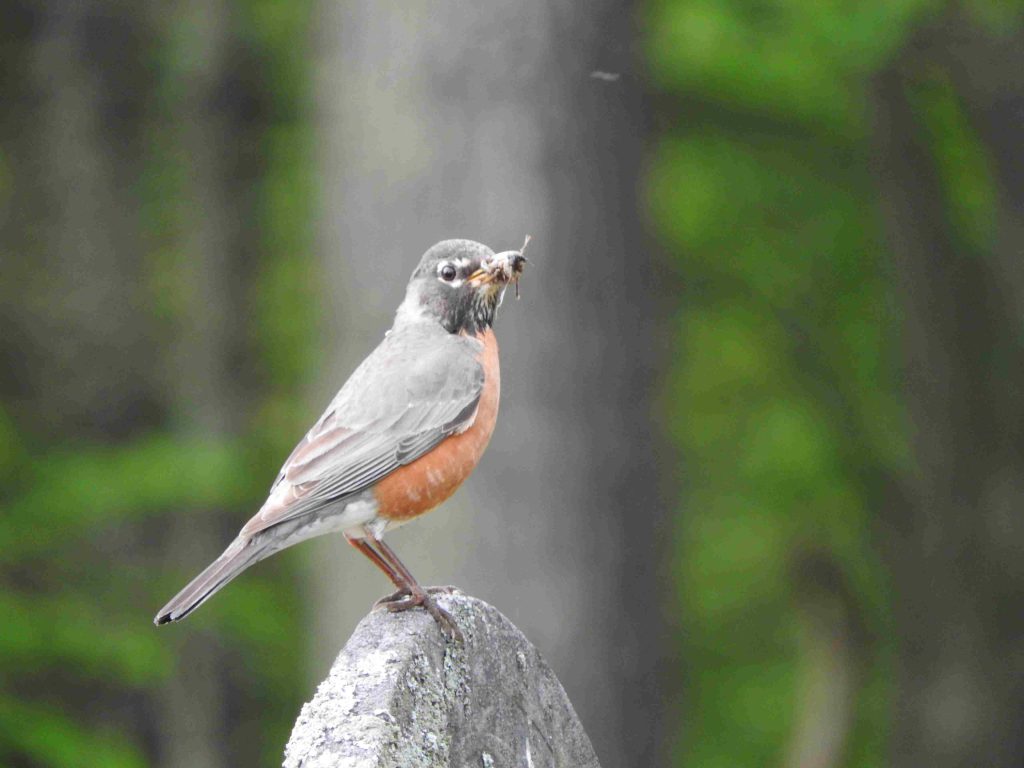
[{"xmin": 439, "ymin": 264, "xmax": 457, "ymax": 281}]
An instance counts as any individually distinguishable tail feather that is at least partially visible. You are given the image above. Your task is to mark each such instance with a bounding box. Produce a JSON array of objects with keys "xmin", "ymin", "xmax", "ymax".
[{"xmin": 154, "ymin": 538, "xmax": 265, "ymax": 625}]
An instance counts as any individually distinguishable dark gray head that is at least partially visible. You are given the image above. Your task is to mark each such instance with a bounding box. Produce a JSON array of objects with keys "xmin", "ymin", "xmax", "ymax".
[{"xmin": 395, "ymin": 239, "xmax": 527, "ymax": 336}]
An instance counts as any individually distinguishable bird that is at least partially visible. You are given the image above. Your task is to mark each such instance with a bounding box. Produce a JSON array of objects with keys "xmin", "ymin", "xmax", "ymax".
[{"xmin": 155, "ymin": 238, "xmax": 528, "ymax": 640}]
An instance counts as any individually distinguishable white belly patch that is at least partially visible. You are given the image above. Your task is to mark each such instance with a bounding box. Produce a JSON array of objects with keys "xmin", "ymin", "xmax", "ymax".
[{"xmin": 270, "ymin": 494, "xmax": 379, "ymax": 551}]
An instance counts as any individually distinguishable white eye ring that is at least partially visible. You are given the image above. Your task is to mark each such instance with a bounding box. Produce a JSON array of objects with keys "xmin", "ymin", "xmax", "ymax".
[{"xmin": 438, "ymin": 263, "xmax": 458, "ymax": 282}]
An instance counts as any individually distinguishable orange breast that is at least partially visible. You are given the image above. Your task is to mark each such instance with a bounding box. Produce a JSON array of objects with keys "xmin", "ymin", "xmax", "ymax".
[{"xmin": 374, "ymin": 328, "xmax": 500, "ymax": 521}]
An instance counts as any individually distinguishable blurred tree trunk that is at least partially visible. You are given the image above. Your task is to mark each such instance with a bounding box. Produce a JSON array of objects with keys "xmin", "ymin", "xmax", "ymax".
[
  {"xmin": 0, "ymin": 1, "xmax": 310, "ymax": 765},
  {"xmin": 309, "ymin": 2, "xmax": 665, "ymax": 765},
  {"xmin": 7, "ymin": 3, "xmax": 238, "ymax": 766},
  {"xmin": 2, "ymin": 3, "xmax": 154, "ymax": 439},
  {"xmin": 873, "ymin": 14, "xmax": 1024, "ymax": 768},
  {"xmin": 152, "ymin": 2, "xmax": 235, "ymax": 767},
  {"xmin": 784, "ymin": 550, "xmax": 868, "ymax": 768},
  {"xmin": 1, "ymin": 3, "xmax": 234, "ymax": 766}
]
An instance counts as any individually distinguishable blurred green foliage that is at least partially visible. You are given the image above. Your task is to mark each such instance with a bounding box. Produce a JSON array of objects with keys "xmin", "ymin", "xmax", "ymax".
[
  {"xmin": 1, "ymin": 0, "xmax": 1018, "ymax": 764},
  {"xmin": 0, "ymin": 2, "xmax": 314, "ymax": 765},
  {"xmin": 647, "ymin": 1, "xmax": 950, "ymax": 768},
  {"xmin": 908, "ymin": 69, "xmax": 997, "ymax": 251},
  {"xmin": 645, "ymin": 0, "xmax": 1011, "ymax": 764}
]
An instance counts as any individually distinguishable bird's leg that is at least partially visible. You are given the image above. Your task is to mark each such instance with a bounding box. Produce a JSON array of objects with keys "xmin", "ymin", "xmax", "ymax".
[
  {"xmin": 371, "ymin": 540, "xmax": 459, "ymax": 596},
  {"xmin": 346, "ymin": 537, "xmax": 412, "ymax": 605},
  {"xmin": 371, "ymin": 538, "xmax": 419, "ymax": 588},
  {"xmin": 372, "ymin": 537, "xmax": 463, "ymax": 642}
]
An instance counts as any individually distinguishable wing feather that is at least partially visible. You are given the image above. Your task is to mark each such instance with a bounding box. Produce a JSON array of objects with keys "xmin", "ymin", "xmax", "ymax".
[{"xmin": 245, "ymin": 326, "xmax": 485, "ymax": 536}]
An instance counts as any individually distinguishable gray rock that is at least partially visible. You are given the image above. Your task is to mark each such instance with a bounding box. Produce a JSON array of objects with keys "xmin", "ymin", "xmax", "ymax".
[{"xmin": 284, "ymin": 593, "xmax": 601, "ymax": 768}]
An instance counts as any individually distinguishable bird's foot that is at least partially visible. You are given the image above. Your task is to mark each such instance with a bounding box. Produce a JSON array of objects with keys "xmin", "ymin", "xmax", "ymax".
[
  {"xmin": 374, "ymin": 588, "xmax": 411, "ymax": 607},
  {"xmin": 375, "ymin": 584, "xmax": 459, "ymax": 607},
  {"xmin": 385, "ymin": 587, "xmax": 464, "ymax": 642}
]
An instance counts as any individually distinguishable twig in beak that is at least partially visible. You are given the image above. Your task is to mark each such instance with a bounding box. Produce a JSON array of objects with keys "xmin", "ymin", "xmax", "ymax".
[{"xmin": 514, "ymin": 235, "xmax": 531, "ymax": 299}]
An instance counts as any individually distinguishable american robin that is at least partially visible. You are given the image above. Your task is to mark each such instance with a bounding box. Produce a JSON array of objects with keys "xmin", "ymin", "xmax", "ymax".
[{"xmin": 155, "ymin": 239, "xmax": 527, "ymax": 639}]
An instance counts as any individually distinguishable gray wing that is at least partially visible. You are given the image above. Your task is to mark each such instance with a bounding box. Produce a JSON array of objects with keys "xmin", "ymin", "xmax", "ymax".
[{"xmin": 243, "ymin": 326, "xmax": 485, "ymax": 536}]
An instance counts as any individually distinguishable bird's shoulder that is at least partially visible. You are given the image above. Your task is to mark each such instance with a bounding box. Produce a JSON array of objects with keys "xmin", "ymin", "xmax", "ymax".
[{"xmin": 325, "ymin": 324, "xmax": 484, "ymax": 426}]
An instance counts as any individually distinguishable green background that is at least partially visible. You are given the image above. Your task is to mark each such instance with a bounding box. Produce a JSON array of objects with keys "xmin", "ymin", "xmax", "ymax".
[{"xmin": 1, "ymin": 1, "xmax": 1022, "ymax": 766}]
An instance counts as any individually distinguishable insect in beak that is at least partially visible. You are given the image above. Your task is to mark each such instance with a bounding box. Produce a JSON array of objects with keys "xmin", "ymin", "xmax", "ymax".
[{"xmin": 468, "ymin": 235, "xmax": 531, "ymax": 298}]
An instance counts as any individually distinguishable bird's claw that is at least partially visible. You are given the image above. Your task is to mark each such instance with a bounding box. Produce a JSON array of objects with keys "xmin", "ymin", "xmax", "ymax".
[
  {"xmin": 384, "ymin": 588, "xmax": 464, "ymax": 642},
  {"xmin": 374, "ymin": 585, "xmax": 458, "ymax": 607},
  {"xmin": 374, "ymin": 588, "xmax": 411, "ymax": 607}
]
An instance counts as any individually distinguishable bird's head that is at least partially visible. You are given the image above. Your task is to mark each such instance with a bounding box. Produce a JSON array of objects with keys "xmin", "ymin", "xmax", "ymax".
[{"xmin": 396, "ymin": 238, "xmax": 528, "ymax": 335}]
